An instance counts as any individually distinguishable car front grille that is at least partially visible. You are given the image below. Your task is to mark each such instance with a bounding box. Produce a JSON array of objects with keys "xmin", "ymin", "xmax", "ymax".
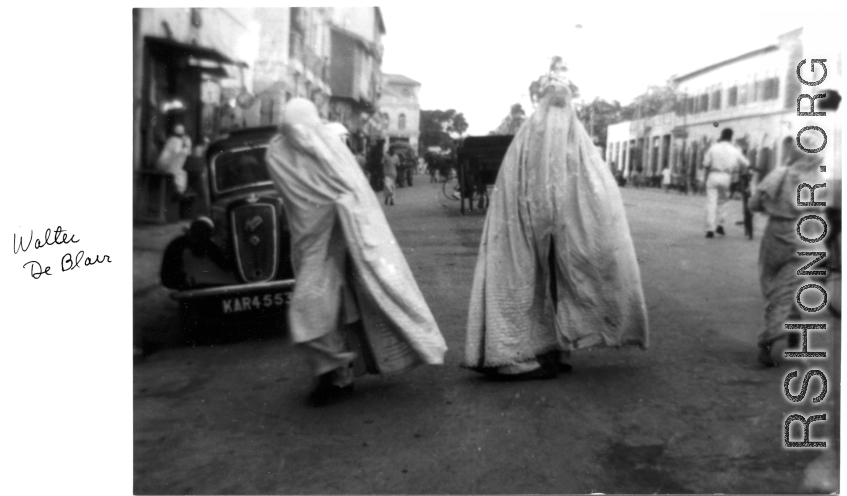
[{"xmin": 230, "ymin": 202, "xmax": 278, "ymax": 283}]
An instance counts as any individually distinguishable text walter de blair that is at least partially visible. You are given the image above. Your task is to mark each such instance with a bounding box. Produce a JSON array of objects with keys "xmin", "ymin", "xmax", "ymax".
[{"xmin": 13, "ymin": 226, "xmax": 111, "ymax": 280}]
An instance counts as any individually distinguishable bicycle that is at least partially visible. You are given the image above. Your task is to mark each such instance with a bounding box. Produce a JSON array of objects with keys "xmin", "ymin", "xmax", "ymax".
[{"xmin": 442, "ymin": 168, "xmax": 461, "ymax": 201}]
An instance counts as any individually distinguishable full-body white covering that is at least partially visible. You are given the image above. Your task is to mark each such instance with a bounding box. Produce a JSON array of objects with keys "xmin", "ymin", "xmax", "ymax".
[
  {"xmin": 265, "ymin": 99, "xmax": 447, "ymax": 374},
  {"xmin": 464, "ymin": 74, "xmax": 649, "ymax": 370}
]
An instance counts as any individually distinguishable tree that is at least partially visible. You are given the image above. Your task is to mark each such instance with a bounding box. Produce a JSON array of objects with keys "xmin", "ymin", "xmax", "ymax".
[
  {"xmin": 420, "ymin": 109, "xmax": 469, "ymax": 150},
  {"xmin": 492, "ymin": 103, "xmax": 526, "ymax": 135},
  {"xmin": 577, "ymin": 98, "xmax": 623, "ymax": 148},
  {"xmin": 452, "ymin": 113, "xmax": 469, "ymax": 135},
  {"xmin": 619, "ymin": 82, "xmax": 679, "ymax": 121}
]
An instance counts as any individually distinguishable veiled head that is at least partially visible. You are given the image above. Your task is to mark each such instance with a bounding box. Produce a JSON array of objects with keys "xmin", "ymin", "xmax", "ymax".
[
  {"xmin": 540, "ymin": 76, "xmax": 573, "ymax": 107},
  {"xmin": 281, "ymin": 98, "xmax": 321, "ymax": 128}
]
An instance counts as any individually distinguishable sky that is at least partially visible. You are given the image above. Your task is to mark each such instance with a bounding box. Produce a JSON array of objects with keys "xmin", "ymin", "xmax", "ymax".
[{"xmin": 378, "ymin": 2, "xmax": 825, "ymax": 135}]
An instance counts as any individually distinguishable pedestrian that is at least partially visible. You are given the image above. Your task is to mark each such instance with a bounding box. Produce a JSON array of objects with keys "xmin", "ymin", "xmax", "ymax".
[
  {"xmin": 264, "ymin": 99, "xmax": 447, "ymax": 405},
  {"xmin": 702, "ymin": 128, "xmax": 749, "ymax": 238},
  {"xmin": 355, "ymin": 150, "xmax": 369, "ymax": 180},
  {"xmin": 661, "ymin": 166, "xmax": 672, "ymax": 192},
  {"xmin": 383, "ymin": 147, "xmax": 398, "ymax": 206},
  {"xmin": 729, "ymin": 168, "xmax": 741, "ymax": 199},
  {"xmin": 155, "ymin": 123, "xmax": 192, "ymax": 195},
  {"xmin": 428, "ymin": 155, "xmax": 438, "ymax": 183},
  {"xmin": 463, "ymin": 58, "xmax": 649, "ymax": 380},
  {"xmin": 699, "ymin": 164, "xmax": 709, "ymax": 195},
  {"xmin": 747, "ymin": 135, "xmax": 829, "ymax": 367},
  {"xmin": 632, "ymin": 165, "xmax": 644, "ymax": 189}
]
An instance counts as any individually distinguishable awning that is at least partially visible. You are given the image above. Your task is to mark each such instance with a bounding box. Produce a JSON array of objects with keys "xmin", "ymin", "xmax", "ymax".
[
  {"xmin": 198, "ymin": 66, "xmax": 229, "ymax": 78},
  {"xmin": 145, "ymin": 36, "xmax": 248, "ymax": 68},
  {"xmin": 187, "ymin": 58, "xmax": 232, "ymax": 78}
]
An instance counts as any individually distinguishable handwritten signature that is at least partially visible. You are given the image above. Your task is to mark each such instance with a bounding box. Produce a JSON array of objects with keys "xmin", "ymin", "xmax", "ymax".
[
  {"xmin": 22, "ymin": 252, "xmax": 112, "ymax": 279},
  {"xmin": 14, "ymin": 226, "xmax": 79, "ymax": 254},
  {"xmin": 14, "ymin": 226, "xmax": 111, "ymax": 280}
]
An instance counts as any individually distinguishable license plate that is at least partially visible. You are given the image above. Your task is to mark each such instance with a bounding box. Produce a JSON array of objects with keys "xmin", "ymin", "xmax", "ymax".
[{"xmin": 222, "ymin": 292, "xmax": 291, "ymax": 314}]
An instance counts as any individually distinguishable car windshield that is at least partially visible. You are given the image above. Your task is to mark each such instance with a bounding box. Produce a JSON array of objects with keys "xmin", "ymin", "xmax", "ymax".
[{"xmin": 211, "ymin": 147, "xmax": 272, "ymax": 194}]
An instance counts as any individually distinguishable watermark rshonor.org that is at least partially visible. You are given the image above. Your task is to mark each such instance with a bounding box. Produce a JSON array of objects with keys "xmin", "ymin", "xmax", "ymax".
[{"xmin": 783, "ymin": 58, "xmax": 831, "ymax": 448}]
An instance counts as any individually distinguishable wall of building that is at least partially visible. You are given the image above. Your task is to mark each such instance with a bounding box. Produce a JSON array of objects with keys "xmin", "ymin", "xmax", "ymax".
[
  {"xmin": 139, "ymin": 8, "xmax": 256, "ymax": 70},
  {"xmin": 379, "ymin": 79, "xmax": 421, "ymax": 151},
  {"xmin": 253, "ymin": 8, "xmax": 333, "ymax": 124},
  {"xmin": 329, "ymin": 30, "xmax": 356, "ymax": 99},
  {"xmin": 331, "ymin": 7, "xmax": 379, "ymax": 42},
  {"xmin": 136, "ymin": 8, "xmax": 262, "ymax": 174},
  {"xmin": 253, "ymin": 8, "xmax": 290, "ymax": 93},
  {"xmin": 327, "ymin": 7, "xmax": 384, "ymax": 141},
  {"xmin": 676, "ymin": 48, "xmax": 789, "ymax": 127},
  {"xmin": 604, "ymin": 29, "xmax": 820, "ymax": 184}
]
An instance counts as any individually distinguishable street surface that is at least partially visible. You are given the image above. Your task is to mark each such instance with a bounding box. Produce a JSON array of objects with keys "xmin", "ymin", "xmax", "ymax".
[{"xmin": 134, "ymin": 178, "xmax": 839, "ymax": 494}]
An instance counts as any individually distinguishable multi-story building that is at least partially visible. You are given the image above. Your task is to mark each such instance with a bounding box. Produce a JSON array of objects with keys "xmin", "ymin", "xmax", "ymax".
[
  {"xmin": 378, "ymin": 73, "xmax": 421, "ymax": 152},
  {"xmin": 135, "ymin": 7, "xmax": 385, "ymax": 172},
  {"xmin": 133, "ymin": 8, "xmax": 259, "ymax": 174},
  {"xmin": 606, "ymin": 27, "xmax": 839, "ymax": 185},
  {"xmin": 328, "ymin": 7, "xmax": 386, "ymax": 151},
  {"xmin": 134, "ymin": 7, "xmax": 390, "ymax": 221},
  {"xmin": 253, "ymin": 7, "xmax": 333, "ymax": 124}
]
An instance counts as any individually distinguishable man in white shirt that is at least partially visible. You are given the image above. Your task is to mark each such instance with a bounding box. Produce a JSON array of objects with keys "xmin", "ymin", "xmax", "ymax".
[
  {"xmin": 702, "ymin": 128, "xmax": 750, "ymax": 238},
  {"xmin": 155, "ymin": 124, "xmax": 192, "ymax": 194},
  {"xmin": 661, "ymin": 166, "xmax": 672, "ymax": 192}
]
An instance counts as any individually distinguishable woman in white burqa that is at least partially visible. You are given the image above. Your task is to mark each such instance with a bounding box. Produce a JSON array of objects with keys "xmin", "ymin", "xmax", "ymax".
[
  {"xmin": 265, "ymin": 99, "xmax": 447, "ymax": 404},
  {"xmin": 464, "ymin": 59, "xmax": 649, "ymax": 379}
]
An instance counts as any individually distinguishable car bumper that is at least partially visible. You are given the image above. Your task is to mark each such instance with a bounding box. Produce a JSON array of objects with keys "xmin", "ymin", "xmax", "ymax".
[
  {"xmin": 171, "ymin": 279, "xmax": 295, "ymax": 301},
  {"xmin": 172, "ymin": 279, "xmax": 296, "ymax": 322}
]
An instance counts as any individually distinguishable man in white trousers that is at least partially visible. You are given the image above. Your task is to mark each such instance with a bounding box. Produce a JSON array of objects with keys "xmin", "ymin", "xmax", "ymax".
[{"xmin": 702, "ymin": 128, "xmax": 749, "ymax": 238}]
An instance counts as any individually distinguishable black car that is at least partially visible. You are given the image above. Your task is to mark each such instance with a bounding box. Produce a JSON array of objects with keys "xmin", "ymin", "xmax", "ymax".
[{"xmin": 160, "ymin": 126, "xmax": 295, "ymax": 337}]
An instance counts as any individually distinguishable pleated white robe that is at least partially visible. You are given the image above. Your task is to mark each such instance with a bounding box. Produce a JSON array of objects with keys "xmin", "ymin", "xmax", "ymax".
[
  {"xmin": 265, "ymin": 124, "xmax": 447, "ymax": 373},
  {"xmin": 464, "ymin": 89, "xmax": 649, "ymax": 370}
]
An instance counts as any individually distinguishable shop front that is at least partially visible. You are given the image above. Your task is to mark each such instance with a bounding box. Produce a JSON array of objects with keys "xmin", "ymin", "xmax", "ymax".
[{"xmin": 136, "ymin": 36, "xmax": 248, "ymax": 223}]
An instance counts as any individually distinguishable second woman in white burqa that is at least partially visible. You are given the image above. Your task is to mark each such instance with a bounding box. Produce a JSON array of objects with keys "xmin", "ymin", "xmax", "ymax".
[{"xmin": 464, "ymin": 59, "xmax": 649, "ymax": 379}]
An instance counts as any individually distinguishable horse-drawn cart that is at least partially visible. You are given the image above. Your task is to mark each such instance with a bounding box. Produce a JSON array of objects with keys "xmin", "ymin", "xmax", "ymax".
[{"xmin": 455, "ymin": 135, "xmax": 514, "ymax": 214}]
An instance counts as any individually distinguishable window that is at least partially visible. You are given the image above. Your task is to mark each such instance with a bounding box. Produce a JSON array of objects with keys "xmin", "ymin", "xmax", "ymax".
[
  {"xmin": 711, "ymin": 89, "xmax": 721, "ymax": 110},
  {"xmin": 764, "ymin": 77, "xmax": 780, "ymax": 100},
  {"xmin": 289, "ymin": 8, "xmax": 305, "ymax": 60},
  {"xmin": 699, "ymin": 94, "xmax": 709, "ymax": 112},
  {"xmin": 738, "ymin": 82, "xmax": 748, "ymax": 105},
  {"xmin": 398, "ymin": 113, "xmax": 406, "ymax": 130},
  {"xmin": 747, "ymin": 148, "xmax": 758, "ymax": 173},
  {"xmin": 289, "ymin": 31, "xmax": 304, "ymax": 60},
  {"xmin": 754, "ymin": 79, "xmax": 766, "ymax": 102},
  {"xmin": 260, "ymin": 97, "xmax": 275, "ymax": 125},
  {"xmin": 727, "ymin": 86, "xmax": 738, "ymax": 107},
  {"xmin": 652, "ymin": 137, "xmax": 660, "ymax": 172},
  {"xmin": 190, "ymin": 8, "xmax": 202, "ymax": 28}
]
